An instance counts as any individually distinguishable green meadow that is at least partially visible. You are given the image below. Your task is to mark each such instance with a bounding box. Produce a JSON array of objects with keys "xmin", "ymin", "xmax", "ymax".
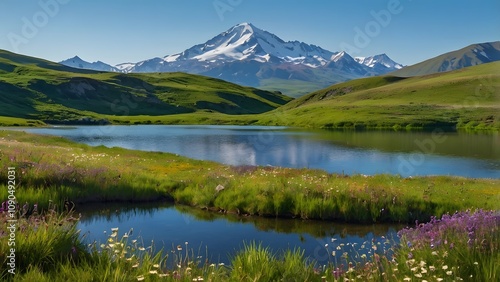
[
  {"xmin": 271, "ymin": 61, "xmax": 500, "ymax": 130},
  {"xmin": 1, "ymin": 130, "xmax": 498, "ymax": 222}
]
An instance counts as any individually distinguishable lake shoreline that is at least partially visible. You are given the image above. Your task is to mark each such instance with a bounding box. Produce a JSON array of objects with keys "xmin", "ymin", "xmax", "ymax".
[
  {"xmin": 15, "ymin": 124, "xmax": 500, "ymax": 178},
  {"xmin": 1, "ymin": 114, "xmax": 499, "ymax": 132}
]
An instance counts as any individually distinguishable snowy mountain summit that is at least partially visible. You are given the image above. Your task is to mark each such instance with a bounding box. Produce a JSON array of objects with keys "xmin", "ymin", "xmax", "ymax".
[
  {"xmin": 355, "ymin": 54, "xmax": 404, "ymax": 72},
  {"xmin": 122, "ymin": 22, "xmax": 348, "ymax": 73},
  {"xmin": 165, "ymin": 22, "xmax": 334, "ymax": 67},
  {"xmin": 60, "ymin": 22, "xmax": 403, "ymax": 96}
]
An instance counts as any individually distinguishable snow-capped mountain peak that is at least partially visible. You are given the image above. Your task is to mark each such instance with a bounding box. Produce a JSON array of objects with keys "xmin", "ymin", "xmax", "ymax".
[
  {"xmin": 355, "ymin": 54, "xmax": 404, "ymax": 70},
  {"xmin": 115, "ymin": 62, "xmax": 136, "ymax": 72},
  {"xmin": 331, "ymin": 51, "xmax": 349, "ymax": 62},
  {"xmin": 159, "ymin": 22, "xmax": 334, "ymax": 68}
]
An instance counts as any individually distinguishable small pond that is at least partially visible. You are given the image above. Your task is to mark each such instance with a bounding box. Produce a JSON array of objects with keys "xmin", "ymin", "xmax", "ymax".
[{"xmin": 77, "ymin": 202, "xmax": 403, "ymax": 266}]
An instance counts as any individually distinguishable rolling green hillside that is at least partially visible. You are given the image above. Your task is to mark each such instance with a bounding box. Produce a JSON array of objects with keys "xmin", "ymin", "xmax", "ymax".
[
  {"xmin": 71, "ymin": 63, "xmax": 499, "ymax": 131},
  {"xmin": 0, "ymin": 50, "xmax": 292, "ymax": 124},
  {"xmin": 269, "ymin": 61, "xmax": 500, "ymax": 130}
]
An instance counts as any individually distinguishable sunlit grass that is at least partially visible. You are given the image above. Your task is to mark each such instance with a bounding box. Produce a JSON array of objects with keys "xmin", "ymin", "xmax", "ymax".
[
  {"xmin": 0, "ymin": 116, "xmax": 45, "ymax": 127},
  {"xmin": 0, "ymin": 203, "xmax": 87, "ymax": 280}
]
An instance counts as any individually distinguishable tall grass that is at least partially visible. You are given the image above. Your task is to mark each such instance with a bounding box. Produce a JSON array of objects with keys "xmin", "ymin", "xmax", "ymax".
[
  {"xmin": 230, "ymin": 242, "xmax": 316, "ymax": 281},
  {"xmin": 0, "ymin": 206, "xmax": 227, "ymax": 281},
  {"xmin": 0, "ymin": 203, "xmax": 87, "ymax": 280},
  {"xmin": 2, "ymin": 209, "xmax": 497, "ymax": 281}
]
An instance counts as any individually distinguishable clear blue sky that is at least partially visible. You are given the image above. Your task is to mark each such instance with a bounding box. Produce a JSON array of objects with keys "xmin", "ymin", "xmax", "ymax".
[{"xmin": 1, "ymin": 0, "xmax": 499, "ymax": 66}]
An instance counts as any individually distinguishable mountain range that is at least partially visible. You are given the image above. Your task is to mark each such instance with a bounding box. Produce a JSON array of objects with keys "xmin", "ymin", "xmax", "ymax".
[
  {"xmin": 60, "ymin": 23, "xmax": 404, "ymax": 97},
  {"xmin": 59, "ymin": 23, "xmax": 500, "ymax": 98}
]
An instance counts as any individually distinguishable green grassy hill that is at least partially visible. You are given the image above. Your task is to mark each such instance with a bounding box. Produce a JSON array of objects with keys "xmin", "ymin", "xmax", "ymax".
[
  {"xmin": 0, "ymin": 50, "xmax": 292, "ymax": 124},
  {"xmin": 267, "ymin": 61, "xmax": 500, "ymax": 130},
  {"xmin": 87, "ymin": 62, "xmax": 499, "ymax": 131}
]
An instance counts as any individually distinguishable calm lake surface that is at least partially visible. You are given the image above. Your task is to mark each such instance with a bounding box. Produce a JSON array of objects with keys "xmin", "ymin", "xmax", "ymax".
[
  {"xmin": 22, "ymin": 125, "xmax": 500, "ymax": 178},
  {"xmin": 17, "ymin": 125, "xmax": 499, "ymax": 264}
]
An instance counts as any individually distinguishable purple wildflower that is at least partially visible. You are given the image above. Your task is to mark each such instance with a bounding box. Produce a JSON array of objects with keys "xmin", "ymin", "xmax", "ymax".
[
  {"xmin": 398, "ymin": 210, "xmax": 500, "ymax": 250},
  {"xmin": 22, "ymin": 202, "xmax": 29, "ymax": 216},
  {"xmin": 332, "ymin": 267, "xmax": 344, "ymax": 279}
]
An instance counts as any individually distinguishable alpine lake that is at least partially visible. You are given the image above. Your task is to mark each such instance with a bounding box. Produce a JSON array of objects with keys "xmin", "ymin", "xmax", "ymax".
[{"xmin": 21, "ymin": 125, "xmax": 499, "ymax": 265}]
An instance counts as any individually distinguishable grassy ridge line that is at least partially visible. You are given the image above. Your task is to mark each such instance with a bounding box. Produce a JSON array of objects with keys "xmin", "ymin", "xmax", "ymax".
[
  {"xmin": 391, "ymin": 41, "xmax": 500, "ymax": 77},
  {"xmin": 1, "ymin": 130, "xmax": 498, "ymax": 224},
  {"xmin": 288, "ymin": 59, "xmax": 500, "ymax": 109}
]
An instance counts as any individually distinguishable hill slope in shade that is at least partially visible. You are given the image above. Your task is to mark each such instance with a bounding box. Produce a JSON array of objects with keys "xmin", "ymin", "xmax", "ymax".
[
  {"xmin": 0, "ymin": 50, "xmax": 292, "ymax": 123},
  {"xmin": 391, "ymin": 41, "xmax": 500, "ymax": 77}
]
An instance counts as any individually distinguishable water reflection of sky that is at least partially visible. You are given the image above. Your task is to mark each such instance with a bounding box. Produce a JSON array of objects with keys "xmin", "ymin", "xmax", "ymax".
[
  {"xmin": 77, "ymin": 203, "xmax": 401, "ymax": 266},
  {"xmin": 21, "ymin": 125, "xmax": 500, "ymax": 178}
]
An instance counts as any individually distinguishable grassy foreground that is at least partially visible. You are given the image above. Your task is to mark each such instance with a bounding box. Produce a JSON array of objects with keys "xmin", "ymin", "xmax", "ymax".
[
  {"xmin": 0, "ymin": 130, "xmax": 499, "ymax": 224},
  {"xmin": 0, "ymin": 130, "xmax": 499, "ymax": 281},
  {"xmin": 1, "ymin": 206, "xmax": 498, "ymax": 281}
]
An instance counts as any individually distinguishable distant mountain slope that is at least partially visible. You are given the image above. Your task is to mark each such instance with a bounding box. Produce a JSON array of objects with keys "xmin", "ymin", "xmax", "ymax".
[
  {"xmin": 60, "ymin": 56, "xmax": 120, "ymax": 72},
  {"xmin": 59, "ymin": 22, "xmax": 403, "ymax": 97},
  {"xmin": 391, "ymin": 41, "xmax": 500, "ymax": 77},
  {"xmin": 0, "ymin": 50, "xmax": 292, "ymax": 123}
]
